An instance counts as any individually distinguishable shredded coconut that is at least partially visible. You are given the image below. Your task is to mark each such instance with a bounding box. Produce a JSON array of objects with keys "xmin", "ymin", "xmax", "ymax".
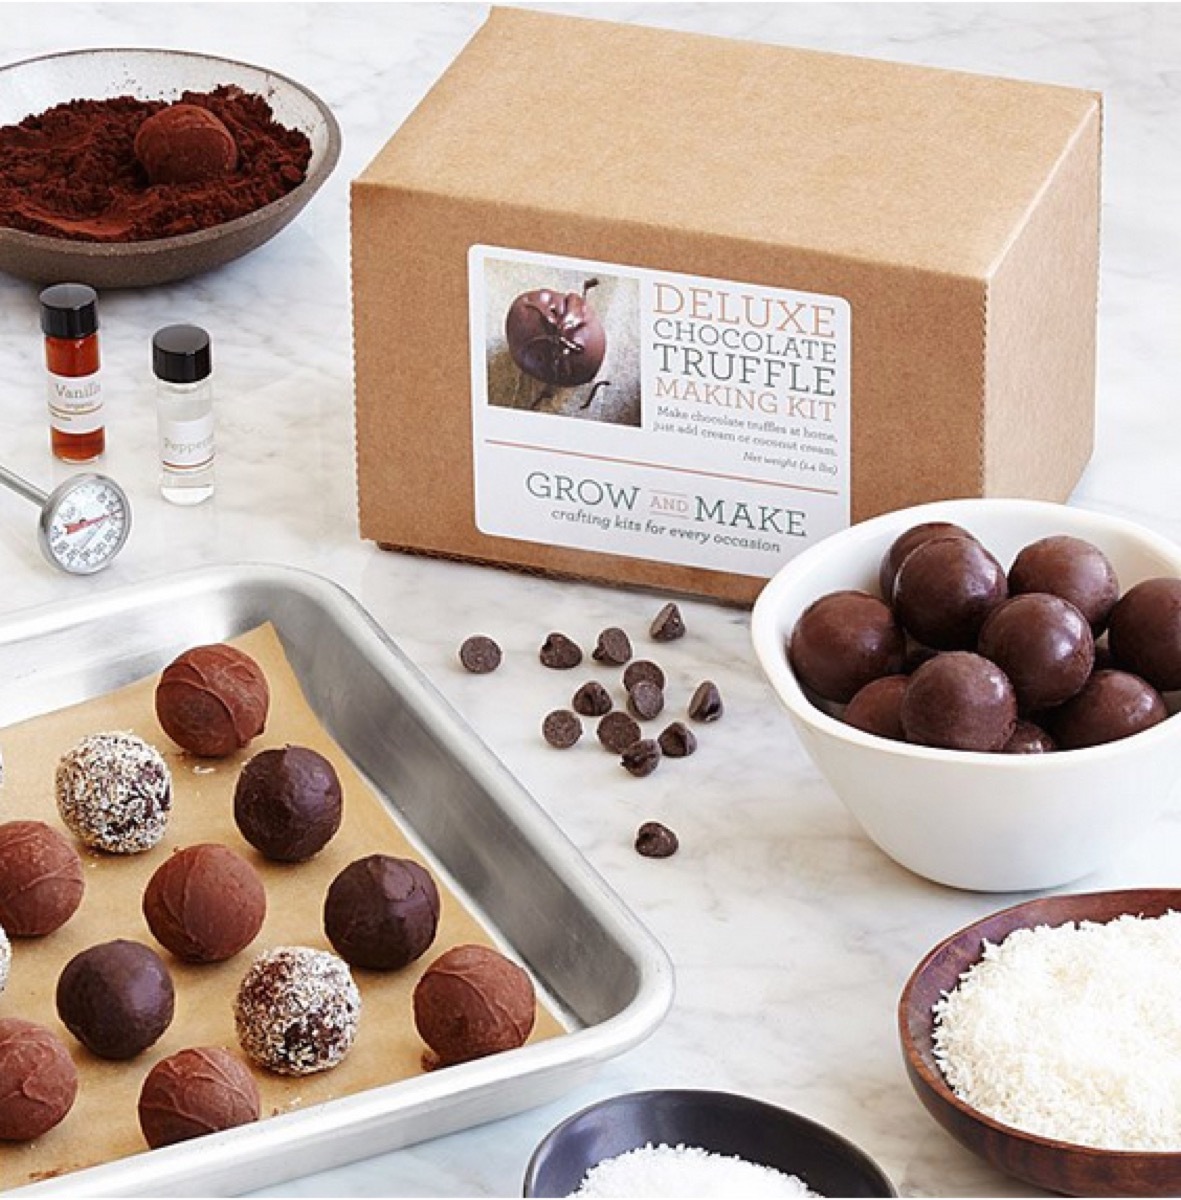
[
  {"xmin": 933, "ymin": 911, "xmax": 1181, "ymax": 1150},
  {"xmin": 0, "ymin": 923, "xmax": 9, "ymax": 994}
]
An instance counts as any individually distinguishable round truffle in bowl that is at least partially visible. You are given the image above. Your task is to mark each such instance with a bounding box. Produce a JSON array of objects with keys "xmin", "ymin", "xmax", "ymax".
[{"xmin": 750, "ymin": 498, "xmax": 1181, "ymax": 892}]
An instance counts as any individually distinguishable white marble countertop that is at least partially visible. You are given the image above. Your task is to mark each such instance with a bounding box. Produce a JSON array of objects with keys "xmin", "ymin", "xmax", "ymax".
[{"xmin": 1, "ymin": 4, "xmax": 1180, "ymax": 1196}]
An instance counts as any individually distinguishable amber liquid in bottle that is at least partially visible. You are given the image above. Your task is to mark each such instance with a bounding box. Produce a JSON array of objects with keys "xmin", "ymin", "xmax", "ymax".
[{"xmin": 45, "ymin": 333, "xmax": 104, "ymax": 462}]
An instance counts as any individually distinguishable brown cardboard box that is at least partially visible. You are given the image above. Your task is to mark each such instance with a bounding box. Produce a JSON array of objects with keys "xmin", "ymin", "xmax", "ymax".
[{"xmin": 352, "ymin": 8, "xmax": 1101, "ymax": 605}]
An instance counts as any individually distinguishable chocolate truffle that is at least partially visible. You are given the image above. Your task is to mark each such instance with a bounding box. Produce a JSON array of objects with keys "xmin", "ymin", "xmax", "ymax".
[
  {"xmin": 505, "ymin": 280, "xmax": 606, "ymax": 388},
  {"xmin": 1051, "ymin": 669, "xmax": 1168, "ymax": 749},
  {"xmin": 977, "ymin": 593, "xmax": 1094, "ymax": 711},
  {"xmin": 0, "ymin": 924, "xmax": 9, "ymax": 994},
  {"xmin": 878, "ymin": 521, "xmax": 976, "ymax": 600},
  {"xmin": 843, "ymin": 675, "xmax": 909, "ymax": 742},
  {"xmin": 234, "ymin": 946, "xmax": 360, "ymax": 1076},
  {"xmin": 138, "ymin": 1047, "xmax": 260, "ymax": 1149},
  {"xmin": 156, "ymin": 643, "xmax": 269, "ymax": 758},
  {"xmin": 0, "ymin": 820, "xmax": 84, "ymax": 936},
  {"xmin": 1003, "ymin": 720, "xmax": 1056, "ymax": 754},
  {"xmin": 56, "ymin": 939, "xmax": 175, "ymax": 1059},
  {"xmin": 234, "ymin": 745, "xmax": 343, "ymax": 862},
  {"xmin": 324, "ymin": 855, "xmax": 440, "ymax": 971},
  {"xmin": 0, "ymin": 1018, "xmax": 78, "ymax": 1141},
  {"xmin": 788, "ymin": 590, "xmax": 905, "ymax": 704},
  {"xmin": 1009, "ymin": 535, "xmax": 1120, "ymax": 633},
  {"xmin": 143, "ymin": 844, "xmax": 266, "ymax": 963},
  {"xmin": 413, "ymin": 943, "xmax": 536, "ymax": 1067},
  {"xmin": 56, "ymin": 732, "xmax": 171, "ymax": 854},
  {"xmin": 135, "ymin": 103, "xmax": 238, "ymax": 186},
  {"xmin": 901, "ymin": 652, "xmax": 1018, "ymax": 752},
  {"xmin": 1109, "ymin": 578, "xmax": 1181, "ymax": 691},
  {"xmin": 893, "ymin": 537, "xmax": 1008, "ymax": 650}
]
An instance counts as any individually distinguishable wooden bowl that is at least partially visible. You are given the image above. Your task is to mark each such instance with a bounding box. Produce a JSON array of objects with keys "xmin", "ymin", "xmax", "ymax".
[
  {"xmin": 0, "ymin": 48, "xmax": 340, "ymax": 288},
  {"xmin": 900, "ymin": 889, "xmax": 1181, "ymax": 1196}
]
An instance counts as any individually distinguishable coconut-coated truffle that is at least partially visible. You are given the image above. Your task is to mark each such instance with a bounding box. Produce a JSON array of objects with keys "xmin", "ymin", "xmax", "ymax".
[
  {"xmin": 0, "ymin": 820, "xmax": 84, "ymax": 936},
  {"xmin": 138, "ymin": 1047, "xmax": 260, "ymax": 1149},
  {"xmin": 155, "ymin": 643, "xmax": 269, "ymax": 758},
  {"xmin": 135, "ymin": 103, "xmax": 239, "ymax": 186},
  {"xmin": 0, "ymin": 1018, "xmax": 78, "ymax": 1141},
  {"xmin": 143, "ymin": 844, "xmax": 266, "ymax": 963},
  {"xmin": 234, "ymin": 745, "xmax": 343, "ymax": 862},
  {"xmin": 0, "ymin": 924, "xmax": 9, "ymax": 995}
]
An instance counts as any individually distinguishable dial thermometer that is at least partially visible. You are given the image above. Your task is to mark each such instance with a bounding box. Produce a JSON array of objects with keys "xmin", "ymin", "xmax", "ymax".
[{"xmin": 0, "ymin": 464, "xmax": 130, "ymax": 574}]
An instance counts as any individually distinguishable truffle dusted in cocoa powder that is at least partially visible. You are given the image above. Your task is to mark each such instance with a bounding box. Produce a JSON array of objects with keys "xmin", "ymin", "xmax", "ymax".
[
  {"xmin": 789, "ymin": 590, "xmax": 905, "ymax": 703},
  {"xmin": 156, "ymin": 643, "xmax": 269, "ymax": 758},
  {"xmin": 143, "ymin": 844, "xmax": 266, "ymax": 963},
  {"xmin": 134, "ymin": 103, "xmax": 238, "ymax": 186},
  {"xmin": 0, "ymin": 1018, "xmax": 78, "ymax": 1141},
  {"xmin": 138, "ymin": 1047, "xmax": 260, "ymax": 1149},
  {"xmin": 0, "ymin": 820, "xmax": 84, "ymax": 936},
  {"xmin": 413, "ymin": 944, "xmax": 536, "ymax": 1067},
  {"xmin": 234, "ymin": 745, "xmax": 343, "ymax": 862},
  {"xmin": 901, "ymin": 652, "xmax": 1017, "ymax": 752}
]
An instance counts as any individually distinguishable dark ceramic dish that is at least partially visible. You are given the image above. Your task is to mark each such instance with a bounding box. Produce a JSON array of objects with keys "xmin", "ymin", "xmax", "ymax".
[
  {"xmin": 523, "ymin": 1088, "xmax": 895, "ymax": 1197},
  {"xmin": 900, "ymin": 888, "xmax": 1181, "ymax": 1197},
  {"xmin": 0, "ymin": 47, "xmax": 341, "ymax": 288}
]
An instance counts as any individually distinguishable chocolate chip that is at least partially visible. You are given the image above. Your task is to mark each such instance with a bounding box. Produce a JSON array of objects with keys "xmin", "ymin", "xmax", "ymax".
[
  {"xmin": 539, "ymin": 632, "xmax": 583, "ymax": 669},
  {"xmin": 650, "ymin": 602, "xmax": 685, "ymax": 642},
  {"xmin": 623, "ymin": 659, "xmax": 665, "ymax": 691},
  {"xmin": 620, "ymin": 738, "xmax": 661, "ymax": 777},
  {"xmin": 458, "ymin": 635, "xmax": 502, "ymax": 674},
  {"xmin": 627, "ymin": 680, "xmax": 665, "ymax": 721},
  {"xmin": 635, "ymin": 821, "xmax": 678, "ymax": 857},
  {"xmin": 597, "ymin": 711, "xmax": 642, "ymax": 754},
  {"xmin": 542, "ymin": 709, "xmax": 583, "ymax": 748},
  {"xmin": 572, "ymin": 681, "xmax": 613, "ymax": 717},
  {"xmin": 592, "ymin": 627, "xmax": 633, "ymax": 666},
  {"xmin": 658, "ymin": 721, "xmax": 697, "ymax": 758},
  {"xmin": 688, "ymin": 680, "xmax": 723, "ymax": 722}
]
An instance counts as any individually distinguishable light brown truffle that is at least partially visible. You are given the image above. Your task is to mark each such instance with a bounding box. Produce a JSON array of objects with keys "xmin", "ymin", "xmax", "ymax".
[
  {"xmin": 134, "ymin": 103, "xmax": 238, "ymax": 185},
  {"xmin": 138, "ymin": 1047, "xmax": 260, "ymax": 1149},
  {"xmin": 0, "ymin": 1018, "xmax": 78, "ymax": 1141},
  {"xmin": 0, "ymin": 820, "xmax": 84, "ymax": 935},
  {"xmin": 155, "ymin": 643, "xmax": 269, "ymax": 758}
]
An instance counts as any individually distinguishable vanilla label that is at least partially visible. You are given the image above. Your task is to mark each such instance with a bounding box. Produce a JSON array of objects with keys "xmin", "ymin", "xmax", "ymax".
[{"xmin": 47, "ymin": 370, "xmax": 103, "ymax": 435}]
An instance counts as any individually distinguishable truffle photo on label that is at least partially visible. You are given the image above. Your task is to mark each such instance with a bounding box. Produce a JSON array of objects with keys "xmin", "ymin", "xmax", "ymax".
[
  {"xmin": 138, "ymin": 1047, "xmax": 260, "ymax": 1149},
  {"xmin": 0, "ymin": 1018, "xmax": 78, "ymax": 1142},
  {"xmin": 0, "ymin": 819, "xmax": 85, "ymax": 935},
  {"xmin": 234, "ymin": 745, "xmax": 343, "ymax": 862},
  {"xmin": 155, "ymin": 643, "xmax": 270, "ymax": 758}
]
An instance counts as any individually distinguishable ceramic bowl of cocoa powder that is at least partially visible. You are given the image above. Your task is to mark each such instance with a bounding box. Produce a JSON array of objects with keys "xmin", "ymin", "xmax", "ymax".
[{"xmin": 0, "ymin": 48, "xmax": 341, "ymax": 288}]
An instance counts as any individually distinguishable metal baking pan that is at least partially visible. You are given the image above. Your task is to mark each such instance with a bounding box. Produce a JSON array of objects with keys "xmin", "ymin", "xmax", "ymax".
[{"xmin": 1, "ymin": 564, "xmax": 674, "ymax": 1197}]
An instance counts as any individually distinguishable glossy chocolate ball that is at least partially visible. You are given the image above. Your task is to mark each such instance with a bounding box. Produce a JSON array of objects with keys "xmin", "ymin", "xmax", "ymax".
[
  {"xmin": 1009, "ymin": 535, "xmax": 1120, "ymax": 633},
  {"xmin": 1003, "ymin": 720, "xmax": 1056, "ymax": 754},
  {"xmin": 878, "ymin": 521, "xmax": 976, "ymax": 600},
  {"xmin": 143, "ymin": 844, "xmax": 266, "ymax": 963},
  {"xmin": 56, "ymin": 939, "xmax": 175, "ymax": 1060},
  {"xmin": 156, "ymin": 643, "xmax": 269, "ymax": 758},
  {"xmin": 843, "ymin": 675, "xmax": 909, "ymax": 742},
  {"xmin": 977, "ymin": 593, "xmax": 1094, "ymax": 711},
  {"xmin": 324, "ymin": 855, "xmax": 440, "ymax": 971},
  {"xmin": 788, "ymin": 590, "xmax": 905, "ymax": 704},
  {"xmin": 0, "ymin": 820, "xmax": 84, "ymax": 936},
  {"xmin": 1051, "ymin": 669, "xmax": 1168, "ymax": 749},
  {"xmin": 893, "ymin": 537, "xmax": 1008, "ymax": 650},
  {"xmin": 901, "ymin": 652, "xmax": 1017, "ymax": 751},
  {"xmin": 505, "ymin": 279, "xmax": 606, "ymax": 388},
  {"xmin": 0, "ymin": 1018, "xmax": 78, "ymax": 1141},
  {"xmin": 1108, "ymin": 578, "xmax": 1181, "ymax": 691},
  {"xmin": 135, "ymin": 104, "xmax": 238, "ymax": 186},
  {"xmin": 234, "ymin": 745, "xmax": 343, "ymax": 863},
  {"xmin": 138, "ymin": 1047, "xmax": 260, "ymax": 1149}
]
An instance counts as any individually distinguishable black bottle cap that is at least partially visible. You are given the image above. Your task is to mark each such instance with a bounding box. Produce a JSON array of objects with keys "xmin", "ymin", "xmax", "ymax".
[
  {"xmin": 40, "ymin": 283, "xmax": 98, "ymax": 339},
  {"xmin": 152, "ymin": 324, "xmax": 212, "ymax": 383}
]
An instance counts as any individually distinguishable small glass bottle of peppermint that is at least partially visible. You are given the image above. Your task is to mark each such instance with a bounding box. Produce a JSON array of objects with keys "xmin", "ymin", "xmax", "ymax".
[{"xmin": 152, "ymin": 325, "xmax": 215, "ymax": 505}]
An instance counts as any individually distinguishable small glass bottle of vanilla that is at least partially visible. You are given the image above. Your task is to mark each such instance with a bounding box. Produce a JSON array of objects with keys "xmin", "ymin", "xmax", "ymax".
[{"xmin": 152, "ymin": 324, "xmax": 215, "ymax": 505}]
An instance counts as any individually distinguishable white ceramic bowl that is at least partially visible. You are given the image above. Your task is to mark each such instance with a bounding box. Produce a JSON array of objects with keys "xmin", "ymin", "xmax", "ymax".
[{"xmin": 751, "ymin": 499, "xmax": 1181, "ymax": 892}]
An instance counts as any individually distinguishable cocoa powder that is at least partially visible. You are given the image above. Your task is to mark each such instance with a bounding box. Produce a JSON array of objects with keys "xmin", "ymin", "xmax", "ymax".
[{"xmin": 0, "ymin": 86, "xmax": 311, "ymax": 242}]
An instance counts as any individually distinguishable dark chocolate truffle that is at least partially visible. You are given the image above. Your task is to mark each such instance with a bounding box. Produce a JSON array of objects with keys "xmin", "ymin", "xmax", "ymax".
[
  {"xmin": 977, "ymin": 593, "xmax": 1094, "ymax": 711},
  {"xmin": 1009, "ymin": 535, "xmax": 1120, "ymax": 633},
  {"xmin": 138, "ymin": 1047, "xmax": 260, "ymax": 1149},
  {"xmin": 56, "ymin": 939, "xmax": 175, "ymax": 1060},
  {"xmin": 323, "ymin": 855, "xmax": 440, "ymax": 971},
  {"xmin": 413, "ymin": 944, "xmax": 536, "ymax": 1067},
  {"xmin": 1051, "ymin": 669, "xmax": 1168, "ymax": 749},
  {"xmin": 1003, "ymin": 720, "xmax": 1056, "ymax": 754},
  {"xmin": 901, "ymin": 652, "xmax": 1018, "ymax": 752},
  {"xmin": 788, "ymin": 590, "xmax": 905, "ymax": 704},
  {"xmin": 234, "ymin": 946, "xmax": 360, "ymax": 1076},
  {"xmin": 893, "ymin": 537, "xmax": 1008, "ymax": 650},
  {"xmin": 234, "ymin": 745, "xmax": 342, "ymax": 862},
  {"xmin": 134, "ymin": 104, "xmax": 238, "ymax": 186},
  {"xmin": 0, "ymin": 1018, "xmax": 78, "ymax": 1141},
  {"xmin": 879, "ymin": 521, "xmax": 976, "ymax": 600},
  {"xmin": 56, "ymin": 732, "xmax": 172, "ymax": 854},
  {"xmin": 143, "ymin": 844, "xmax": 266, "ymax": 963},
  {"xmin": 505, "ymin": 280, "xmax": 606, "ymax": 388},
  {"xmin": 0, "ymin": 820, "xmax": 84, "ymax": 936},
  {"xmin": 844, "ymin": 675, "xmax": 909, "ymax": 742},
  {"xmin": 1108, "ymin": 578, "xmax": 1181, "ymax": 691},
  {"xmin": 156, "ymin": 643, "xmax": 269, "ymax": 759}
]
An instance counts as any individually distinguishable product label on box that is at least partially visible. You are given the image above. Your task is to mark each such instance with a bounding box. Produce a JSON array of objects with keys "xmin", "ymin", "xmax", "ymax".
[
  {"xmin": 469, "ymin": 246, "xmax": 850, "ymax": 579},
  {"xmin": 47, "ymin": 370, "xmax": 103, "ymax": 435}
]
